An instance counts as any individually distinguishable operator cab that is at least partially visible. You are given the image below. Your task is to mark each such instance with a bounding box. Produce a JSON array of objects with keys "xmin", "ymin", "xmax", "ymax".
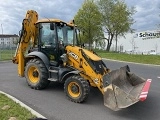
[{"xmin": 35, "ymin": 19, "xmax": 78, "ymax": 65}]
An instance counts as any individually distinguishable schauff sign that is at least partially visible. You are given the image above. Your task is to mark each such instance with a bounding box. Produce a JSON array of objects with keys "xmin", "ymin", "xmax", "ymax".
[{"xmin": 134, "ymin": 31, "xmax": 160, "ymax": 40}]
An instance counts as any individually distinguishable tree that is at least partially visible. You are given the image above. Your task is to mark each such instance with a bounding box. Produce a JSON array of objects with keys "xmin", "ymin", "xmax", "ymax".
[
  {"xmin": 74, "ymin": 0, "xmax": 103, "ymax": 50},
  {"xmin": 98, "ymin": 0, "xmax": 135, "ymax": 51},
  {"xmin": 113, "ymin": 1, "xmax": 135, "ymax": 51}
]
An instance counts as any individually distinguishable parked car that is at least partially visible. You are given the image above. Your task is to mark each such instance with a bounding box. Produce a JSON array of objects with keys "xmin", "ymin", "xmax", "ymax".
[{"xmin": 149, "ymin": 50, "xmax": 156, "ymax": 55}]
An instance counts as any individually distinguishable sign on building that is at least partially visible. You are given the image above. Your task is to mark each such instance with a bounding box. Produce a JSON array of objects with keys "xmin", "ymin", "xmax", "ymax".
[{"xmin": 134, "ymin": 30, "xmax": 160, "ymax": 40}]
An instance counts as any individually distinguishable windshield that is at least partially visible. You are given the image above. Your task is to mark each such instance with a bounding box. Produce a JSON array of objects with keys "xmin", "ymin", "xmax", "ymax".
[
  {"xmin": 40, "ymin": 22, "xmax": 78, "ymax": 47},
  {"xmin": 57, "ymin": 25, "xmax": 64, "ymax": 43},
  {"xmin": 60, "ymin": 25, "xmax": 78, "ymax": 46},
  {"xmin": 67, "ymin": 26, "xmax": 74, "ymax": 44}
]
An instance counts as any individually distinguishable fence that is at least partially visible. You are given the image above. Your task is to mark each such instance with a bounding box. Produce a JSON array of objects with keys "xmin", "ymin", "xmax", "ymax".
[
  {"xmin": 0, "ymin": 43, "xmax": 125, "ymax": 61},
  {"xmin": 0, "ymin": 45, "xmax": 16, "ymax": 61}
]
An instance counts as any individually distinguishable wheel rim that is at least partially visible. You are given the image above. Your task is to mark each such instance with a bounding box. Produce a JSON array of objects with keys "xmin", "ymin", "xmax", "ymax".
[
  {"xmin": 68, "ymin": 82, "xmax": 81, "ymax": 98},
  {"xmin": 28, "ymin": 66, "xmax": 39, "ymax": 83}
]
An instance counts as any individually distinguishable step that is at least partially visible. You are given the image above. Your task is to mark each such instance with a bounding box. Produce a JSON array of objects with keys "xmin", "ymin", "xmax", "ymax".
[
  {"xmin": 48, "ymin": 78, "xmax": 58, "ymax": 82},
  {"xmin": 49, "ymin": 69, "xmax": 58, "ymax": 73}
]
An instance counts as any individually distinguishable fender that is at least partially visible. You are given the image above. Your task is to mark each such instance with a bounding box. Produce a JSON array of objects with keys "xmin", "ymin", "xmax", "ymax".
[
  {"xmin": 26, "ymin": 51, "xmax": 50, "ymax": 68},
  {"xmin": 60, "ymin": 70, "xmax": 80, "ymax": 82}
]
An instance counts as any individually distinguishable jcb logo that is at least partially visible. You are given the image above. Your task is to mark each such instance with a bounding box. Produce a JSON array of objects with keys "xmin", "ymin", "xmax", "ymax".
[{"xmin": 68, "ymin": 52, "xmax": 78, "ymax": 60}]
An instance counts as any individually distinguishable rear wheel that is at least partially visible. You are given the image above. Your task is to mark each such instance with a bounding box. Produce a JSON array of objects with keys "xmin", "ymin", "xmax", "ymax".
[
  {"xmin": 25, "ymin": 58, "xmax": 50, "ymax": 89},
  {"xmin": 64, "ymin": 75, "xmax": 90, "ymax": 103}
]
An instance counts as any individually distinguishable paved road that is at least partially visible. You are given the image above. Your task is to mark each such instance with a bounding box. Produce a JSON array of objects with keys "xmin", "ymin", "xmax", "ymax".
[{"xmin": 0, "ymin": 61, "xmax": 160, "ymax": 120}]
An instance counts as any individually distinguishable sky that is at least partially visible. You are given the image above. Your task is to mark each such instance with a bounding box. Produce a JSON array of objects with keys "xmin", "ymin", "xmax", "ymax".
[{"xmin": 0, "ymin": 0, "xmax": 160, "ymax": 35}]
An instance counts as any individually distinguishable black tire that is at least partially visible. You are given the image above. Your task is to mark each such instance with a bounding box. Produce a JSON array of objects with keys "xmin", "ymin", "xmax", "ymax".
[
  {"xmin": 25, "ymin": 58, "xmax": 50, "ymax": 90},
  {"xmin": 64, "ymin": 75, "xmax": 90, "ymax": 103}
]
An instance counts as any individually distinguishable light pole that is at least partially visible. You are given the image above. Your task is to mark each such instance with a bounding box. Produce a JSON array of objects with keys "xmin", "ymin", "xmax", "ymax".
[
  {"xmin": 1, "ymin": 24, "xmax": 4, "ymax": 51},
  {"xmin": 1, "ymin": 24, "xmax": 3, "ymax": 35},
  {"xmin": 0, "ymin": 24, "xmax": 3, "ymax": 60}
]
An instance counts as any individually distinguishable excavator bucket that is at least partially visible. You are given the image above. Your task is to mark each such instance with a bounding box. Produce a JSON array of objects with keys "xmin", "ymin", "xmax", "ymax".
[{"xmin": 103, "ymin": 65, "xmax": 151, "ymax": 111}]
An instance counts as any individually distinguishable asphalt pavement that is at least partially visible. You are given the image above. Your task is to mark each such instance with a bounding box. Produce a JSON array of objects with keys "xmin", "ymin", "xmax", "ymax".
[{"xmin": 0, "ymin": 61, "xmax": 160, "ymax": 120}]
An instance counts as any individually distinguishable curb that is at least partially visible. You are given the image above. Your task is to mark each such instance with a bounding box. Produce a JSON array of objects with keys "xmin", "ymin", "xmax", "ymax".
[
  {"xmin": 102, "ymin": 58, "xmax": 160, "ymax": 67},
  {"xmin": 0, "ymin": 91, "xmax": 47, "ymax": 119}
]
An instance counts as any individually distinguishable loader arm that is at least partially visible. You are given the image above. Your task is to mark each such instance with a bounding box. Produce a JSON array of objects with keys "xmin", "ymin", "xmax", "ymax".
[{"xmin": 12, "ymin": 10, "xmax": 38, "ymax": 77}]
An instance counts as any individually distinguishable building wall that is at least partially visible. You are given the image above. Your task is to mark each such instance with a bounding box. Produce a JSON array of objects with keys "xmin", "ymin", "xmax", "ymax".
[
  {"xmin": 111, "ymin": 30, "xmax": 160, "ymax": 54},
  {"xmin": 0, "ymin": 35, "xmax": 19, "ymax": 49}
]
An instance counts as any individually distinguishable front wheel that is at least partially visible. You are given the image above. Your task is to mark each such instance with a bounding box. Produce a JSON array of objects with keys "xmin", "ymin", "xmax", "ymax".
[
  {"xmin": 25, "ymin": 58, "xmax": 50, "ymax": 90},
  {"xmin": 64, "ymin": 75, "xmax": 90, "ymax": 103}
]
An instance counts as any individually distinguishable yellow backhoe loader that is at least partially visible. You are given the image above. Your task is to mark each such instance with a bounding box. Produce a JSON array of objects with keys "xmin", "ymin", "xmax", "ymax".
[{"xmin": 12, "ymin": 10, "xmax": 151, "ymax": 111}]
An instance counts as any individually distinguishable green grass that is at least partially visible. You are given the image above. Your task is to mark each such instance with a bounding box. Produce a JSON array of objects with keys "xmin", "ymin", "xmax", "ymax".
[
  {"xmin": 0, "ymin": 93, "xmax": 35, "ymax": 120},
  {"xmin": 96, "ymin": 50, "xmax": 160, "ymax": 65},
  {"xmin": 1, "ymin": 49, "xmax": 160, "ymax": 65},
  {"xmin": 0, "ymin": 50, "xmax": 15, "ymax": 61}
]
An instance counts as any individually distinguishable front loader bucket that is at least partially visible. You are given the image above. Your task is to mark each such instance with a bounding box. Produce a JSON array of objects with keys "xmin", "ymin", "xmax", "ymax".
[{"xmin": 103, "ymin": 66, "xmax": 151, "ymax": 111}]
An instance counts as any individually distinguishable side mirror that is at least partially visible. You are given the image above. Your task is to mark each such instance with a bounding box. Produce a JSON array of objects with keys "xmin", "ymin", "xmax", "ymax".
[{"xmin": 50, "ymin": 23, "xmax": 54, "ymax": 30}]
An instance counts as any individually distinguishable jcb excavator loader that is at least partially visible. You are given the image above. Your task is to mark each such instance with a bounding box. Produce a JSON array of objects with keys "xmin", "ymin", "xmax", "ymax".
[{"xmin": 12, "ymin": 10, "xmax": 151, "ymax": 111}]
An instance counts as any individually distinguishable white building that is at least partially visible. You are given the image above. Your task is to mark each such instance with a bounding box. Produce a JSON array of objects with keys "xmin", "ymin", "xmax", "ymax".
[
  {"xmin": 0, "ymin": 34, "xmax": 19, "ymax": 49},
  {"xmin": 112, "ymin": 30, "xmax": 160, "ymax": 54}
]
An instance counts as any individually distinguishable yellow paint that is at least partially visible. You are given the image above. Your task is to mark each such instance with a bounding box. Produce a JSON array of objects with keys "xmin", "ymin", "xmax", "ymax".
[
  {"xmin": 68, "ymin": 82, "xmax": 80, "ymax": 98},
  {"xmin": 28, "ymin": 66, "xmax": 39, "ymax": 83},
  {"xmin": 83, "ymin": 49, "xmax": 101, "ymax": 61},
  {"xmin": 36, "ymin": 19, "xmax": 65, "ymax": 24}
]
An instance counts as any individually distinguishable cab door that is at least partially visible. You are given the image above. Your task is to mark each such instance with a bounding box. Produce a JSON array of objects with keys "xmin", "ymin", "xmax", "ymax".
[{"xmin": 39, "ymin": 23, "xmax": 57, "ymax": 62}]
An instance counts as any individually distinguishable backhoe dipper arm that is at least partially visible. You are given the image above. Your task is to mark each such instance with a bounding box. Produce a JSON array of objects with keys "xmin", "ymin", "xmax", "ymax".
[{"xmin": 12, "ymin": 10, "xmax": 38, "ymax": 77}]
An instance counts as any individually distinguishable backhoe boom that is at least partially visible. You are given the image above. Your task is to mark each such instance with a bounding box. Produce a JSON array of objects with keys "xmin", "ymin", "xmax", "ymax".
[{"xmin": 12, "ymin": 10, "xmax": 38, "ymax": 77}]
